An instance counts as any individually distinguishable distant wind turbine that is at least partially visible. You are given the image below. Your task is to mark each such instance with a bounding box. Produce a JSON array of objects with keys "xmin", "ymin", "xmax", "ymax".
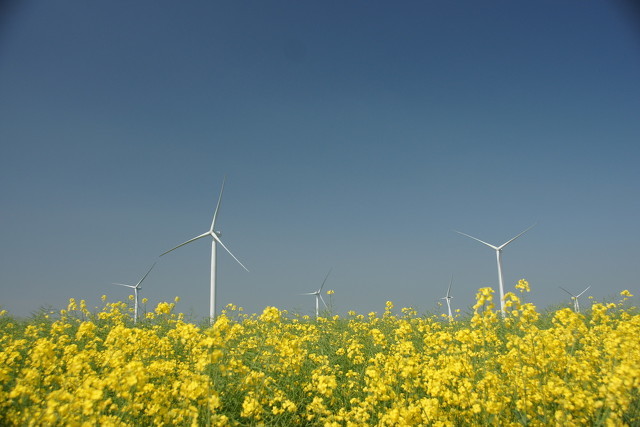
[
  {"xmin": 160, "ymin": 177, "xmax": 248, "ymax": 321},
  {"xmin": 441, "ymin": 275, "xmax": 454, "ymax": 318},
  {"xmin": 301, "ymin": 269, "xmax": 331, "ymax": 318},
  {"xmin": 112, "ymin": 262, "xmax": 156, "ymax": 323},
  {"xmin": 559, "ymin": 285, "xmax": 591, "ymax": 313},
  {"xmin": 454, "ymin": 223, "xmax": 536, "ymax": 317}
]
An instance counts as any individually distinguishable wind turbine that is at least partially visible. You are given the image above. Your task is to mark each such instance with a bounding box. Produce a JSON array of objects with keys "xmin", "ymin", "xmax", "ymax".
[
  {"xmin": 160, "ymin": 177, "xmax": 248, "ymax": 321},
  {"xmin": 559, "ymin": 285, "xmax": 591, "ymax": 313},
  {"xmin": 112, "ymin": 262, "xmax": 156, "ymax": 323},
  {"xmin": 301, "ymin": 269, "xmax": 331, "ymax": 318},
  {"xmin": 454, "ymin": 223, "xmax": 536, "ymax": 317},
  {"xmin": 441, "ymin": 275, "xmax": 454, "ymax": 318}
]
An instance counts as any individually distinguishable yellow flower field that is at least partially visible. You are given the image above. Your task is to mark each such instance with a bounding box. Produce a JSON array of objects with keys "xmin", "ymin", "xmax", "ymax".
[{"xmin": 0, "ymin": 282, "xmax": 638, "ymax": 426}]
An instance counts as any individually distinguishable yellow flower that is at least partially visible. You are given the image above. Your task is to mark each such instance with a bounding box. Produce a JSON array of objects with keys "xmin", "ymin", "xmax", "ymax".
[
  {"xmin": 154, "ymin": 302, "xmax": 173, "ymax": 315},
  {"xmin": 515, "ymin": 279, "xmax": 530, "ymax": 293},
  {"xmin": 241, "ymin": 393, "xmax": 262, "ymax": 419},
  {"xmin": 259, "ymin": 306, "xmax": 282, "ymax": 323}
]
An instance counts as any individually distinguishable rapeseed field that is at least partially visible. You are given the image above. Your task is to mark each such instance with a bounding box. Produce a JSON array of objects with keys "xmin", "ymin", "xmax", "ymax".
[{"xmin": 1, "ymin": 281, "xmax": 638, "ymax": 426}]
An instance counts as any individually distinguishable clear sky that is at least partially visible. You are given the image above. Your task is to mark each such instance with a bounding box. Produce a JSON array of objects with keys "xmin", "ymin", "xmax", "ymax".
[{"xmin": 1, "ymin": 0, "xmax": 639, "ymax": 320}]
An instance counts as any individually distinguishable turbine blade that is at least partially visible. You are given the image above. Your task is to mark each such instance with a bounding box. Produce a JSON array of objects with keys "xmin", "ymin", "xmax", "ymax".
[
  {"xmin": 558, "ymin": 286, "xmax": 575, "ymax": 297},
  {"xmin": 160, "ymin": 232, "xmax": 209, "ymax": 256},
  {"xmin": 446, "ymin": 275, "xmax": 453, "ymax": 298},
  {"xmin": 213, "ymin": 234, "xmax": 249, "ymax": 272},
  {"xmin": 454, "ymin": 230, "xmax": 498, "ymax": 250},
  {"xmin": 136, "ymin": 262, "xmax": 156, "ymax": 288},
  {"xmin": 319, "ymin": 294, "xmax": 329, "ymax": 309},
  {"xmin": 576, "ymin": 285, "xmax": 591, "ymax": 297},
  {"xmin": 300, "ymin": 292, "xmax": 316, "ymax": 295},
  {"xmin": 319, "ymin": 268, "xmax": 332, "ymax": 293},
  {"xmin": 112, "ymin": 283, "xmax": 135, "ymax": 289},
  {"xmin": 211, "ymin": 176, "xmax": 226, "ymax": 231},
  {"xmin": 498, "ymin": 223, "xmax": 536, "ymax": 250}
]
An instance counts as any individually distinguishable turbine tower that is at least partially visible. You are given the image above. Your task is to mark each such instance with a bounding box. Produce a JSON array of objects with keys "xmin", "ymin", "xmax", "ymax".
[
  {"xmin": 441, "ymin": 275, "xmax": 454, "ymax": 318},
  {"xmin": 455, "ymin": 223, "xmax": 536, "ymax": 317},
  {"xmin": 559, "ymin": 285, "xmax": 591, "ymax": 313},
  {"xmin": 161, "ymin": 177, "xmax": 248, "ymax": 321},
  {"xmin": 112, "ymin": 262, "xmax": 156, "ymax": 323},
  {"xmin": 301, "ymin": 269, "xmax": 331, "ymax": 318}
]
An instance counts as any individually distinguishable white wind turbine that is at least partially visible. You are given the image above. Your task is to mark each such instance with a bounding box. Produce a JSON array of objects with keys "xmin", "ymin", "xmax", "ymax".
[
  {"xmin": 454, "ymin": 223, "xmax": 536, "ymax": 317},
  {"xmin": 160, "ymin": 177, "xmax": 248, "ymax": 321},
  {"xmin": 112, "ymin": 262, "xmax": 156, "ymax": 323},
  {"xmin": 301, "ymin": 269, "xmax": 331, "ymax": 318},
  {"xmin": 441, "ymin": 275, "xmax": 454, "ymax": 318},
  {"xmin": 559, "ymin": 285, "xmax": 591, "ymax": 313}
]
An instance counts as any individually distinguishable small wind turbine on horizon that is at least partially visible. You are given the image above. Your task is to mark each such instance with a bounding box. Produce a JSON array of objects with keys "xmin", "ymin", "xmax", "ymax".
[
  {"xmin": 112, "ymin": 262, "xmax": 156, "ymax": 323},
  {"xmin": 441, "ymin": 275, "xmax": 454, "ymax": 319},
  {"xmin": 454, "ymin": 223, "xmax": 536, "ymax": 317},
  {"xmin": 300, "ymin": 269, "xmax": 331, "ymax": 319},
  {"xmin": 160, "ymin": 177, "xmax": 248, "ymax": 321},
  {"xmin": 559, "ymin": 285, "xmax": 591, "ymax": 313}
]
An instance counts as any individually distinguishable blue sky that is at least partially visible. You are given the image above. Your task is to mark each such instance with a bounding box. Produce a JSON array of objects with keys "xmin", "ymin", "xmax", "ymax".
[{"xmin": 1, "ymin": 1, "xmax": 639, "ymax": 320}]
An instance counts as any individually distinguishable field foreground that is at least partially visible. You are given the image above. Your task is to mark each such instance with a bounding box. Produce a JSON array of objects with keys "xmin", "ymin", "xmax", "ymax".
[{"xmin": 1, "ymin": 283, "xmax": 639, "ymax": 426}]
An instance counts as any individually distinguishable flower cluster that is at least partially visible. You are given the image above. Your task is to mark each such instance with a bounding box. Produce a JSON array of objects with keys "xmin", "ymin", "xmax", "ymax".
[{"xmin": 0, "ymin": 286, "xmax": 638, "ymax": 425}]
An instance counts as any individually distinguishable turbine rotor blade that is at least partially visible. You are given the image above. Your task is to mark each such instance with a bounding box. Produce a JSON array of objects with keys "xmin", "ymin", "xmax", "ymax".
[
  {"xmin": 319, "ymin": 294, "xmax": 329, "ymax": 309},
  {"xmin": 211, "ymin": 176, "xmax": 226, "ymax": 231},
  {"xmin": 212, "ymin": 234, "xmax": 249, "ymax": 272},
  {"xmin": 136, "ymin": 262, "xmax": 157, "ymax": 288},
  {"xmin": 319, "ymin": 268, "xmax": 332, "ymax": 293},
  {"xmin": 498, "ymin": 223, "xmax": 537, "ymax": 250},
  {"xmin": 576, "ymin": 285, "xmax": 591, "ymax": 298},
  {"xmin": 559, "ymin": 286, "xmax": 575, "ymax": 297},
  {"xmin": 160, "ymin": 232, "xmax": 210, "ymax": 256},
  {"xmin": 454, "ymin": 230, "xmax": 498, "ymax": 250},
  {"xmin": 446, "ymin": 275, "xmax": 453, "ymax": 298},
  {"xmin": 113, "ymin": 283, "xmax": 135, "ymax": 289}
]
